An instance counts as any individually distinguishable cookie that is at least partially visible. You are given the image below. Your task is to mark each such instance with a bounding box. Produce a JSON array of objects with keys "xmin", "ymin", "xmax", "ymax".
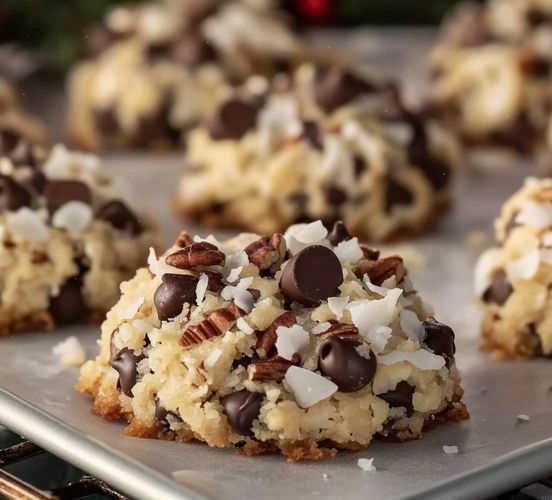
[
  {"xmin": 78, "ymin": 221, "xmax": 467, "ymax": 461},
  {"xmin": 174, "ymin": 64, "xmax": 460, "ymax": 241},
  {"xmin": 476, "ymin": 177, "xmax": 552, "ymax": 359},
  {"xmin": 0, "ymin": 133, "xmax": 160, "ymax": 335},
  {"xmin": 430, "ymin": 0, "xmax": 552, "ymax": 165},
  {"xmin": 66, "ymin": 0, "xmax": 308, "ymax": 151}
]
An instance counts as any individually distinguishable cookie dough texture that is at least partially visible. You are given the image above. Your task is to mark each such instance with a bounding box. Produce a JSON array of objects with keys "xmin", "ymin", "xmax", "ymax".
[
  {"xmin": 430, "ymin": 0, "xmax": 552, "ymax": 165},
  {"xmin": 0, "ymin": 134, "xmax": 160, "ymax": 335},
  {"xmin": 78, "ymin": 221, "xmax": 467, "ymax": 461},
  {"xmin": 175, "ymin": 64, "xmax": 460, "ymax": 241},
  {"xmin": 476, "ymin": 177, "xmax": 552, "ymax": 358},
  {"xmin": 67, "ymin": 0, "xmax": 310, "ymax": 151}
]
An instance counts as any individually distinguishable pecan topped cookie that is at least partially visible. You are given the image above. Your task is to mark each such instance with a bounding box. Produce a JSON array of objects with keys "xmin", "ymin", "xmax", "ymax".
[{"xmin": 78, "ymin": 221, "xmax": 467, "ymax": 460}]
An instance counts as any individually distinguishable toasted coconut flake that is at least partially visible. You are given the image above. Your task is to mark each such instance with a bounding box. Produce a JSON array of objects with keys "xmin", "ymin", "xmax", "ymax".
[{"xmin": 284, "ymin": 366, "xmax": 337, "ymax": 408}]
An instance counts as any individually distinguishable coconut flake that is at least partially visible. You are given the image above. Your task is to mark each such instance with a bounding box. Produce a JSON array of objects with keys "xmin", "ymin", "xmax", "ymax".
[
  {"xmin": 221, "ymin": 277, "xmax": 254, "ymax": 313},
  {"xmin": 276, "ymin": 324, "xmax": 309, "ymax": 360},
  {"xmin": 236, "ymin": 317, "xmax": 254, "ymax": 335},
  {"xmin": 474, "ymin": 248, "xmax": 501, "ymax": 295},
  {"xmin": 363, "ymin": 275, "xmax": 389, "ymax": 297},
  {"xmin": 400, "ymin": 310, "xmax": 425, "ymax": 343},
  {"xmin": 515, "ymin": 201, "xmax": 552, "ymax": 230},
  {"xmin": 367, "ymin": 326, "xmax": 392, "ymax": 354},
  {"xmin": 204, "ymin": 348, "xmax": 223, "ymax": 369},
  {"xmin": 542, "ymin": 231, "xmax": 552, "ymax": 247},
  {"xmin": 284, "ymin": 366, "xmax": 337, "ymax": 408},
  {"xmin": 517, "ymin": 414, "xmax": 530, "ymax": 422},
  {"xmin": 121, "ymin": 296, "xmax": 144, "ymax": 320},
  {"xmin": 443, "ymin": 445, "xmax": 458, "ymax": 454},
  {"xmin": 334, "ymin": 237, "xmax": 363, "ymax": 264},
  {"xmin": 223, "ymin": 250, "xmax": 248, "ymax": 282},
  {"xmin": 357, "ymin": 458, "xmax": 376, "ymax": 471},
  {"xmin": 505, "ymin": 248, "xmax": 540, "ymax": 281},
  {"xmin": 377, "ymin": 349, "xmax": 445, "ymax": 370},
  {"xmin": 382, "ymin": 276, "xmax": 397, "ymax": 289},
  {"xmin": 43, "ymin": 144, "xmax": 101, "ymax": 179},
  {"xmin": 541, "ymin": 249, "xmax": 552, "ymax": 265},
  {"xmin": 347, "ymin": 288, "xmax": 402, "ymax": 337},
  {"xmin": 194, "ymin": 273, "xmax": 209, "ymax": 306},
  {"xmin": 52, "ymin": 201, "xmax": 93, "ymax": 234},
  {"xmin": 52, "ymin": 336, "xmax": 86, "ymax": 367},
  {"xmin": 7, "ymin": 208, "xmax": 49, "ymax": 242},
  {"xmin": 294, "ymin": 221, "xmax": 328, "ymax": 244},
  {"xmin": 133, "ymin": 319, "xmax": 153, "ymax": 334},
  {"xmin": 328, "ymin": 296, "xmax": 349, "ymax": 320},
  {"xmin": 226, "ymin": 266, "xmax": 243, "ymax": 283},
  {"xmin": 312, "ymin": 322, "xmax": 332, "ymax": 335}
]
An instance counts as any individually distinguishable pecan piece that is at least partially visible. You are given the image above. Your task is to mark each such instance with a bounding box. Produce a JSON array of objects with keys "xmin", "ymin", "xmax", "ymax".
[
  {"xmin": 354, "ymin": 256, "xmax": 405, "ymax": 285},
  {"xmin": 359, "ymin": 244, "xmax": 380, "ymax": 261},
  {"xmin": 175, "ymin": 231, "xmax": 193, "ymax": 248},
  {"xmin": 247, "ymin": 354, "xmax": 300, "ymax": 381},
  {"xmin": 180, "ymin": 303, "xmax": 243, "ymax": 348},
  {"xmin": 320, "ymin": 322, "xmax": 359, "ymax": 339},
  {"xmin": 244, "ymin": 233, "xmax": 287, "ymax": 271},
  {"xmin": 166, "ymin": 242, "xmax": 225, "ymax": 270},
  {"xmin": 255, "ymin": 311, "xmax": 296, "ymax": 358}
]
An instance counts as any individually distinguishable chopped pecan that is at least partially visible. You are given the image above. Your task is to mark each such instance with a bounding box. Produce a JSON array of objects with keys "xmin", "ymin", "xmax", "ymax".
[
  {"xmin": 31, "ymin": 251, "xmax": 49, "ymax": 264},
  {"xmin": 536, "ymin": 186, "xmax": 552, "ymax": 203},
  {"xmin": 175, "ymin": 231, "xmax": 193, "ymax": 248},
  {"xmin": 247, "ymin": 354, "xmax": 300, "ymax": 381},
  {"xmin": 166, "ymin": 242, "xmax": 225, "ymax": 270},
  {"xmin": 359, "ymin": 244, "xmax": 380, "ymax": 261},
  {"xmin": 255, "ymin": 311, "xmax": 296, "ymax": 358},
  {"xmin": 244, "ymin": 233, "xmax": 287, "ymax": 271},
  {"xmin": 320, "ymin": 322, "xmax": 359, "ymax": 339},
  {"xmin": 180, "ymin": 303, "xmax": 243, "ymax": 348},
  {"xmin": 354, "ymin": 255, "xmax": 405, "ymax": 285}
]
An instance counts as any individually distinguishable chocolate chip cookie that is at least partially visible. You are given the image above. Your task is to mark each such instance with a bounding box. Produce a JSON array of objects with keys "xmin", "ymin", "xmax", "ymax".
[
  {"xmin": 476, "ymin": 177, "xmax": 552, "ymax": 358},
  {"xmin": 430, "ymin": 0, "xmax": 552, "ymax": 166},
  {"xmin": 174, "ymin": 64, "xmax": 460, "ymax": 241},
  {"xmin": 0, "ymin": 132, "xmax": 160, "ymax": 334},
  {"xmin": 78, "ymin": 221, "xmax": 467, "ymax": 461},
  {"xmin": 66, "ymin": 0, "xmax": 308, "ymax": 150}
]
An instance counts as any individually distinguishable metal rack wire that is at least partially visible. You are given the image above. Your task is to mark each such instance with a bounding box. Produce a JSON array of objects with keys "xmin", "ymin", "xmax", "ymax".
[{"xmin": 0, "ymin": 441, "xmax": 128, "ymax": 500}]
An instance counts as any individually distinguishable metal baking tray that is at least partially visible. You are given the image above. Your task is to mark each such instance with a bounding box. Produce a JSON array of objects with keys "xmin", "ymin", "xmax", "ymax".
[{"xmin": 1, "ymin": 154, "xmax": 552, "ymax": 500}]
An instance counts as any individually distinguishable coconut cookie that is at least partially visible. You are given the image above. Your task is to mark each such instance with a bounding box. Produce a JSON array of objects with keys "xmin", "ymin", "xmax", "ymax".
[
  {"xmin": 0, "ymin": 137, "xmax": 160, "ymax": 335},
  {"xmin": 78, "ymin": 220, "xmax": 467, "ymax": 461},
  {"xmin": 430, "ymin": 0, "xmax": 552, "ymax": 165},
  {"xmin": 175, "ymin": 65, "xmax": 459, "ymax": 241},
  {"xmin": 67, "ymin": 0, "xmax": 307, "ymax": 151},
  {"xmin": 475, "ymin": 177, "xmax": 552, "ymax": 359}
]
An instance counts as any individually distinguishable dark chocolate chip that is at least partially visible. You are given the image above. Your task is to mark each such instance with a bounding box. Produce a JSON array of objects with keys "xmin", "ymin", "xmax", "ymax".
[
  {"xmin": 0, "ymin": 128, "xmax": 35, "ymax": 167},
  {"xmin": 49, "ymin": 277, "xmax": 88, "ymax": 325},
  {"xmin": 385, "ymin": 177, "xmax": 414, "ymax": 214},
  {"xmin": 353, "ymin": 155, "xmax": 367, "ymax": 177},
  {"xmin": 482, "ymin": 270, "xmax": 513, "ymax": 306},
  {"xmin": 110, "ymin": 347, "xmax": 145, "ymax": 398},
  {"xmin": 315, "ymin": 68, "xmax": 376, "ymax": 113},
  {"xmin": 378, "ymin": 381, "xmax": 415, "ymax": 416},
  {"xmin": 154, "ymin": 273, "xmax": 199, "ymax": 321},
  {"xmin": 95, "ymin": 107, "xmax": 120, "ymax": 135},
  {"xmin": 221, "ymin": 389, "xmax": 263, "ymax": 435},
  {"xmin": 248, "ymin": 288, "xmax": 261, "ymax": 301},
  {"xmin": 318, "ymin": 336, "xmax": 376, "ymax": 392},
  {"xmin": 85, "ymin": 24, "xmax": 115, "ymax": 57},
  {"xmin": 172, "ymin": 35, "xmax": 216, "ymax": 66},
  {"xmin": 25, "ymin": 170, "xmax": 47, "ymax": 194},
  {"xmin": 155, "ymin": 398, "xmax": 180, "ymax": 429},
  {"xmin": 408, "ymin": 129, "xmax": 450, "ymax": 190},
  {"xmin": 208, "ymin": 99, "xmax": 259, "ymax": 141},
  {"xmin": 0, "ymin": 175, "xmax": 31, "ymax": 212},
  {"xmin": 97, "ymin": 200, "xmax": 143, "ymax": 235},
  {"xmin": 43, "ymin": 180, "xmax": 92, "ymax": 214},
  {"xmin": 288, "ymin": 191, "xmax": 309, "ymax": 212},
  {"xmin": 422, "ymin": 317, "xmax": 456, "ymax": 359},
  {"xmin": 328, "ymin": 220, "xmax": 352, "ymax": 246},
  {"xmin": 279, "ymin": 245, "xmax": 343, "ymax": 306},
  {"xmin": 301, "ymin": 120, "xmax": 323, "ymax": 150},
  {"xmin": 324, "ymin": 185, "xmax": 347, "ymax": 207},
  {"xmin": 132, "ymin": 106, "xmax": 179, "ymax": 147}
]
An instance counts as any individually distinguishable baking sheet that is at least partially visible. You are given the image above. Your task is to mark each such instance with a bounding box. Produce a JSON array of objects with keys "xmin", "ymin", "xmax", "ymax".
[{"xmin": 1, "ymin": 154, "xmax": 552, "ymax": 500}]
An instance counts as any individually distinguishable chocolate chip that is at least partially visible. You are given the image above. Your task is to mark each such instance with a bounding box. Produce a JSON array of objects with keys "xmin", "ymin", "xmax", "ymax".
[
  {"xmin": 288, "ymin": 191, "xmax": 309, "ymax": 212},
  {"xmin": 318, "ymin": 336, "xmax": 376, "ymax": 392},
  {"xmin": 49, "ymin": 277, "xmax": 88, "ymax": 325},
  {"xmin": 378, "ymin": 381, "xmax": 415, "ymax": 416},
  {"xmin": 221, "ymin": 390, "xmax": 263, "ymax": 435},
  {"xmin": 110, "ymin": 347, "xmax": 145, "ymax": 397},
  {"xmin": 0, "ymin": 128, "xmax": 35, "ymax": 167},
  {"xmin": 208, "ymin": 99, "xmax": 259, "ymax": 141},
  {"xmin": 248, "ymin": 288, "xmax": 261, "ymax": 301},
  {"xmin": 422, "ymin": 317, "xmax": 456, "ymax": 359},
  {"xmin": 324, "ymin": 185, "xmax": 347, "ymax": 207},
  {"xmin": 154, "ymin": 273, "xmax": 198, "ymax": 321},
  {"xmin": 385, "ymin": 177, "xmax": 414, "ymax": 213},
  {"xmin": 0, "ymin": 175, "xmax": 31, "ymax": 212},
  {"xmin": 84, "ymin": 24, "xmax": 115, "ymax": 56},
  {"xmin": 155, "ymin": 398, "xmax": 180, "ymax": 429},
  {"xmin": 482, "ymin": 270, "xmax": 513, "ymax": 306},
  {"xmin": 43, "ymin": 180, "xmax": 92, "ymax": 214},
  {"xmin": 353, "ymin": 155, "xmax": 367, "ymax": 177},
  {"xmin": 328, "ymin": 220, "xmax": 352, "ymax": 246},
  {"xmin": 25, "ymin": 170, "xmax": 47, "ymax": 194},
  {"xmin": 301, "ymin": 120, "xmax": 323, "ymax": 150},
  {"xmin": 97, "ymin": 200, "xmax": 143, "ymax": 235},
  {"xmin": 280, "ymin": 245, "xmax": 343, "ymax": 306},
  {"xmin": 172, "ymin": 35, "xmax": 216, "ymax": 66},
  {"xmin": 132, "ymin": 107, "xmax": 179, "ymax": 147},
  {"xmin": 408, "ymin": 129, "xmax": 450, "ymax": 190},
  {"xmin": 95, "ymin": 107, "xmax": 120, "ymax": 135},
  {"xmin": 315, "ymin": 68, "xmax": 375, "ymax": 113}
]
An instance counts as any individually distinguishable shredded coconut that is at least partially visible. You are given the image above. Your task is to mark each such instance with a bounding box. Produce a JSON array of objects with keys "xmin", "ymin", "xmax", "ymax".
[
  {"xmin": 204, "ymin": 348, "xmax": 223, "ymax": 369},
  {"xmin": 357, "ymin": 458, "xmax": 376, "ymax": 471},
  {"xmin": 377, "ymin": 349, "xmax": 445, "ymax": 370},
  {"xmin": 236, "ymin": 317, "xmax": 254, "ymax": 335},
  {"xmin": 399, "ymin": 310, "xmax": 425, "ymax": 343},
  {"xmin": 328, "ymin": 296, "xmax": 349, "ymax": 320},
  {"xmin": 121, "ymin": 297, "xmax": 144, "ymax": 320},
  {"xmin": 52, "ymin": 336, "xmax": 86, "ymax": 367},
  {"xmin": 52, "ymin": 201, "xmax": 93, "ymax": 234},
  {"xmin": 443, "ymin": 445, "xmax": 459, "ymax": 454},
  {"xmin": 7, "ymin": 208, "xmax": 49, "ymax": 242},
  {"xmin": 195, "ymin": 273, "xmax": 209, "ymax": 305},
  {"xmin": 333, "ymin": 237, "xmax": 363, "ymax": 264},
  {"xmin": 276, "ymin": 324, "xmax": 309, "ymax": 360},
  {"xmin": 505, "ymin": 248, "xmax": 540, "ymax": 281},
  {"xmin": 284, "ymin": 366, "xmax": 337, "ymax": 408},
  {"xmin": 312, "ymin": 322, "xmax": 332, "ymax": 335}
]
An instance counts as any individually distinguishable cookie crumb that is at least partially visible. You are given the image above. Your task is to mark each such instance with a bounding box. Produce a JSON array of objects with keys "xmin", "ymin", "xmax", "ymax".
[
  {"xmin": 52, "ymin": 336, "xmax": 86, "ymax": 367},
  {"xmin": 443, "ymin": 445, "xmax": 458, "ymax": 454},
  {"xmin": 357, "ymin": 458, "xmax": 376, "ymax": 471}
]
